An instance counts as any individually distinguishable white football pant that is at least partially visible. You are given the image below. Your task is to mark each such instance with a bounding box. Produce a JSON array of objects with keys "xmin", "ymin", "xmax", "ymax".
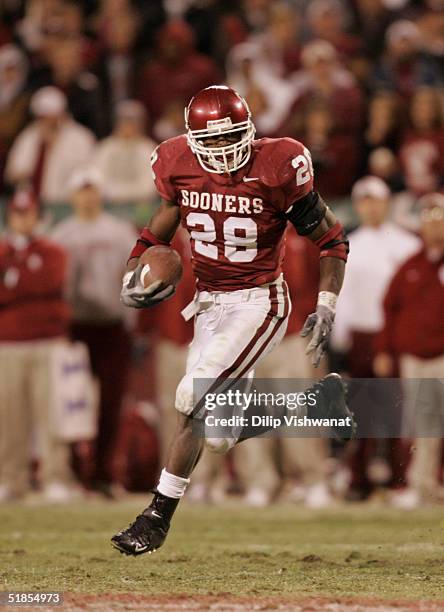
[{"xmin": 175, "ymin": 275, "xmax": 291, "ymax": 451}]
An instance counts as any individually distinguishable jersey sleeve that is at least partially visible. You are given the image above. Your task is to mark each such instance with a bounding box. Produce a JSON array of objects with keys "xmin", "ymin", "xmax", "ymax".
[
  {"xmin": 150, "ymin": 141, "xmax": 177, "ymax": 203},
  {"xmin": 275, "ymin": 138, "xmax": 315, "ymax": 213}
]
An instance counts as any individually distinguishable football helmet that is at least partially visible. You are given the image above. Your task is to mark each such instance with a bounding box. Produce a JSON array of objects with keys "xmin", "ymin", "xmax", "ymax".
[{"xmin": 185, "ymin": 85, "xmax": 256, "ymax": 174}]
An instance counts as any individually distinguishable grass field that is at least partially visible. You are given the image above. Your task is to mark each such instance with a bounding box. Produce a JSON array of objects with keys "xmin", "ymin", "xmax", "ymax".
[{"xmin": 1, "ymin": 497, "xmax": 443, "ymax": 610}]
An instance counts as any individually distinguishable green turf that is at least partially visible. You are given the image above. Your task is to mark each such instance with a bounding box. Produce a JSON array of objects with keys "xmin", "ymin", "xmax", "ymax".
[{"xmin": 0, "ymin": 499, "xmax": 443, "ymax": 600}]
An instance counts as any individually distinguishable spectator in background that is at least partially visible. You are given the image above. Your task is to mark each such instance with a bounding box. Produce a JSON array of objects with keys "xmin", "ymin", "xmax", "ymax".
[
  {"xmin": 152, "ymin": 100, "xmax": 187, "ymax": 142},
  {"xmin": 0, "ymin": 45, "xmax": 30, "ymax": 190},
  {"xmin": 375, "ymin": 193, "xmax": 444, "ymax": 509},
  {"xmin": 24, "ymin": 1, "xmax": 98, "ymax": 69},
  {"xmin": 368, "ymin": 147, "xmax": 405, "ymax": 194},
  {"xmin": 5, "ymin": 86, "xmax": 95, "ymax": 205},
  {"xmin": 0, "ymin": 189, "xmax": 76, "ymax": 503},
  {"xmin": 350, "ymin": 0, "xmax": 393, "ymax": 60},
  {"xmin": 374, "ymin": 20, "xmax": 442, "ymax": 99},
  {"xmin": 417, "ymin": 7, "xmax": 444, "ymax": 74},
  {"xmin": 51, "ymin": 167, "xmax": 137, "ymax": 498},
  {"xmin": 95, "ymin": 5, "xmax": 140, "ymax": 132},
  {"xmin": 392, "ymin": 87, "xmax": 444, "ymax": 232},
  {"xmin": 34, "ymin": 36, "xmax": 105, "ymax": 137},
  {"xmin": 306, "ymin": 0, "xmax": 362, "ymax": 60},
  {"xmin": 14, "ymin": 0, "xmax": 67, "ymax": 55},
  {"xmin": 288, "ymin": 40, "xmax": 364, "ymax": 138},
  {"xmin": 249, "ymin": 2, "xmax": 302, "ymax": 77},
  {"xmin": 399, "ymin": 87, "xmax": 444, "ymax": 196},
  {"xmin": 364, "ymin": 92, "xmax": 402, "ymax": 159},
  {"xmin": 137, "ymin": 20, "xmax": 221, "ymax": 129},
  {"xmin": 296, "ymin": 103, "xmax": 359, "ymax": 200},
  {"xmin": 177, "ymin": 0, "xmax": 247, "ymax": 63},
  {"xmin": 226, "ymin": 42, "xmax": 295, "ymax": 137},
  {"xmin": 332, "ymin": 176, "xmax": 420, "ymax": 500},
  {"xmin": 94, "ymin": 100, "xmax": 157, "ymax": 206},
  {"xmin": 240, "ymin": 0, "xmax": 273, "ymax": 34}
]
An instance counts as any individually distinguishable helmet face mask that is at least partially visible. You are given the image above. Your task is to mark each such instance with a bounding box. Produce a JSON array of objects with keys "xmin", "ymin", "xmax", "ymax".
[{"xmin": 185, "ymin": 86, "xmax": 256, "ymax": 174}]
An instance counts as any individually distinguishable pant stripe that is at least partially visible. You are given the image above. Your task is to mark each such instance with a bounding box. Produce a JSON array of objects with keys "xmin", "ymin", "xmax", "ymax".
[
  {"xmin": 217, "ymin": 283, "xmax": 278, "ymax": 379},
  {"xmin": 190, "ymin": 280, "xmax": 289, "ymax": 418},
  {"xmin": 220, "ymin": 280, "xmax": 289, "ymax": 379},
  {"xmin": 236, "ymin": 282, "xmax": 290, "ymax": 378}
]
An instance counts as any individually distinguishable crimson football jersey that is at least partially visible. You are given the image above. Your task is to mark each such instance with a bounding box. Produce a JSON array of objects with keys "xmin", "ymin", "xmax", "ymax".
[{"xmin": 151, "ymin": 134, "xmax": 314, "ymax": 291}]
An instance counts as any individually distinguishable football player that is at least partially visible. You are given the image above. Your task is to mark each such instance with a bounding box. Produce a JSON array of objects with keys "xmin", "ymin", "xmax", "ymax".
[{"xmin": 112, "ymin": 85, "xmax": 354, "ymax": 556}]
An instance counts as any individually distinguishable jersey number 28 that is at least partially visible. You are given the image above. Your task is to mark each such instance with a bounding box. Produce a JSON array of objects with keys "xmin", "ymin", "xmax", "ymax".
[{"xmin": 186, "ymin": 213, "xmax": 257, "ymax": 262}]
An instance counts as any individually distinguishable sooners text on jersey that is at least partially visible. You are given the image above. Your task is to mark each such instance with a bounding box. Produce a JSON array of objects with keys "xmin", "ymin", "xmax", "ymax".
[{"xmin": 151, "ymin": 134, "xmax": 314, "ymax": 291}]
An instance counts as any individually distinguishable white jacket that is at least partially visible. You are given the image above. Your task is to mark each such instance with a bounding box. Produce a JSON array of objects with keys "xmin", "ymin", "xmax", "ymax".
[
  {"xmin": 94, "ymin": 135, "xmax": 158, "ymax": 203},
  {"xmin": 331, "ymin": 221, "xmax": 421, "ymax": 351},
  {"xmin": 6, "ymin": 118, "xmax": 96, "ymax": 204}
]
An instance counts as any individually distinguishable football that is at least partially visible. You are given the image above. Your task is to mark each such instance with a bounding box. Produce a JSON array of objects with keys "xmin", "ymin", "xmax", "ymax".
[{"xmin": 139, "ymin": 245, "xmax": 183, "ymax": 289}]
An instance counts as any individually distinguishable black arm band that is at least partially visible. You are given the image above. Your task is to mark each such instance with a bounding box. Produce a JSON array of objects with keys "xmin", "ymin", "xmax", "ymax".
[{"xmin": 285, "ymin": 191, "xmax": 327, "ymax": 236}]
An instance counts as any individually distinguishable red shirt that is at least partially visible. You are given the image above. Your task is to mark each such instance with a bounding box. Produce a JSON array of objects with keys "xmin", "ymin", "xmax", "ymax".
[
  {"xmin": 376, "ymin": 248, "xmax": 444, "ymax": 359},
  {"xmin": 0, "ymin": 237, "xmax": 70, "ymax": 341},
  {"xmin": 152, "ymin": 135, "xmax": 313, "ymax": 292}
]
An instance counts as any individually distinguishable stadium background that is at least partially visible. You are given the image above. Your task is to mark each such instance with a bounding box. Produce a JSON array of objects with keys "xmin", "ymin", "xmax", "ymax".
[{"xmin": 0, "ymin": 0, "xmax": 443, "ymax": 608}]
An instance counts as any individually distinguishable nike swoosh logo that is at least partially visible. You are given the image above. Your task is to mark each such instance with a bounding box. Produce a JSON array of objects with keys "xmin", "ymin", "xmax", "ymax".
[
  {"xmin": 242, "ymin": 177, "xmax": 259, "ymax": 182},
  {"xmin": 151, "ymin": 510, "xmax": 162, "ymax": 519}
]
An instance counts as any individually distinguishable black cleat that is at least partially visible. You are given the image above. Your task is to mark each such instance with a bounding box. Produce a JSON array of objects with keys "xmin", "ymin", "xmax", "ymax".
[
  {"xmin": 111, "ymin": 506, "xmax": 169, "ymax": 556},
  {"xmin": 111, "ymin": 492, "xmax": 179, "ymax": 556},
  {"xmin": 309, "ymin": 373, "xmax": 356, "ymax": 441}
]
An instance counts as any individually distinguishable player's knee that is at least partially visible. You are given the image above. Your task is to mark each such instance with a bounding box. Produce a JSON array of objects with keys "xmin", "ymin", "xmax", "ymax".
[
  {"xmin": 205, "ymin": 438, "xmax": 235, "ymax": 454},
  {"xmin": 175, "ymin": 374, "xmax": 194, "ymax": 416}
]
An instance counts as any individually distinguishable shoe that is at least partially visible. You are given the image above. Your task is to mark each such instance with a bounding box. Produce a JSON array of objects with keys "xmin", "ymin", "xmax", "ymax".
[
  {"xmin": 345, "ymin": 485, "xmax": 373, "ymax": 502},
  {"xmin": 92, "ymin": 480, "xmax": 127, "ymax": 501},
  {"xmin": 43, "ymin": 482, "xmax": 82, "ymax": 503},
  {"xmin": 187, "ymin": 483, "xmax": 211, "ymax": 504},
  {"xmin": 0, "ymin": 485, "xmax": 23, "ymax": 503},
  {"xmin": 244, "ymin": 487, "xmax": 270, "ymax": 508},
  {"xmin": 304, "ymin": 482, "xmax": 333, "ymax": 509},
  {"xmin": 111, "ymin": 492, "xmax": 178, "ymax": 556},
  {"xmin": 308, "ymin": 373, "xmax": 356, "ymax": 441},
  {"xmin": 390, "ymin": 488, "xmax": 420, "ymax": 510}
]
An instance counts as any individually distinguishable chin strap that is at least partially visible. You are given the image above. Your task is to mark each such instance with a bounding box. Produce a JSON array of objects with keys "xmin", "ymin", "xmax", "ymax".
[{"xmin": 315, "ymin": 222, "xmax": 349, "ymax": 262}]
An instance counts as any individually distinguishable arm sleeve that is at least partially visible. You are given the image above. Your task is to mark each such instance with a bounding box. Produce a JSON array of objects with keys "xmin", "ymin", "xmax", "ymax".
[{"xmin": 285, "ymin": 191, "xmax": 327, "ymax": 236}]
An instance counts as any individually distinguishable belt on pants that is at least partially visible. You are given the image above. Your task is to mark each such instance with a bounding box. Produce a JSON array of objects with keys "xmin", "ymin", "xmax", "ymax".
[{"xmin": 181, "ymin": 275, "xmax": 284, "ymax": 321}]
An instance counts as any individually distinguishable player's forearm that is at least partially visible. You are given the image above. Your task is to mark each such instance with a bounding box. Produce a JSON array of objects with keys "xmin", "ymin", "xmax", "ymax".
[
  {"xmin": 319, "ymin": 256, "xmax": 345, "ymax": 295},
  {"xmin": 306, "ymin": 208, "xmax": 348, "ymax": 295},
  {"xmin": 127, "ymin": 199, "xmax": 180, "ymax": 268}
]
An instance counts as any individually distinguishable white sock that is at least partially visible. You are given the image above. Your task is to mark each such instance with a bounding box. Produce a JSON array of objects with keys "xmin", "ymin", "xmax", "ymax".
[{"xmin": 157, "ymin": 468, "xmax": 190, "ymax": 499}]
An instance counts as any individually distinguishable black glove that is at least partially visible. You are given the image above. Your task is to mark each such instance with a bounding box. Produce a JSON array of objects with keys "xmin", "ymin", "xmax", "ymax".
[{"xmin": 300, "ymin": 304, "xmax": 335, "ymax": 368}]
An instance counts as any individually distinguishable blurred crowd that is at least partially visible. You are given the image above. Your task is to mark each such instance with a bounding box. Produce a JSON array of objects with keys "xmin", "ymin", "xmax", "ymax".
[{"xmin": 0, "ymin": 0, "xmax": 443, "ymax": 508}]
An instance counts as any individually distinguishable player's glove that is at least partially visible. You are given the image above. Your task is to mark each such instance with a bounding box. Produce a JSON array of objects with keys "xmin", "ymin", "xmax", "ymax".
[
  {"xmin": 300, "ymin": 292, "xmax": 337, "ymax": 368},
  {"xmin": 120, "ymin": 264, "xmax": 175, "ymax": 309}
]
